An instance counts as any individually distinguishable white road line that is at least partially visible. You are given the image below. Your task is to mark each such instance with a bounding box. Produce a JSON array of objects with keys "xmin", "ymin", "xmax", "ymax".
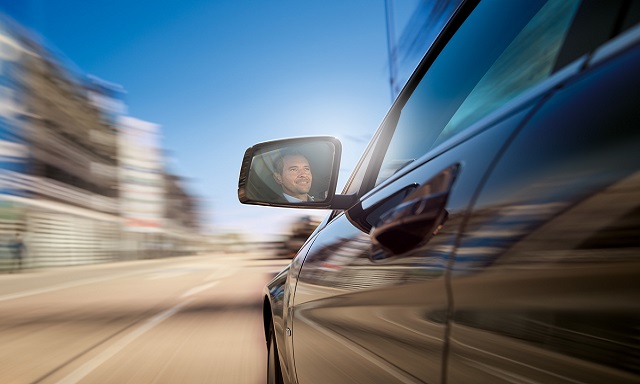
[
  {"xmin": 0, "ymin": 270, "xmax": 147, "ymax": 303},
  {"xmin": 56, "ymin": 299, "xmax": 193, "ymax": 384},
  {"xmin": 205, "ymin": 267, "xmax": 234, "ymax": 282},
  {"xmin": 180, "ymin": 281, "xmax": 219, "ymax": 298},
  {"xmin": 147, "ymin": 270, "xmax": 191, "ymax": 280}
]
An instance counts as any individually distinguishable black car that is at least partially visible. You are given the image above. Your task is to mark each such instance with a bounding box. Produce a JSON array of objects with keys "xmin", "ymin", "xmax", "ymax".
[{"xmin": 238, "ymin": 0, "xmax": 640, "ymax": 382}]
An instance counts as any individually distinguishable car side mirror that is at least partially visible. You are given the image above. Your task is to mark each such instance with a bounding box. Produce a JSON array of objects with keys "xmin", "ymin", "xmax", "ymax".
[{"xmin": 238, "ymin": 136, "xmax": 354, "ymax": 209}]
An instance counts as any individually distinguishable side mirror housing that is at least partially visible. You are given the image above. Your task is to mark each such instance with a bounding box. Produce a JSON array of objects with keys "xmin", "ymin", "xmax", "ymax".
[{"xmin": 238, "ymin": 136, "xmax": 354, "ymax": 209}]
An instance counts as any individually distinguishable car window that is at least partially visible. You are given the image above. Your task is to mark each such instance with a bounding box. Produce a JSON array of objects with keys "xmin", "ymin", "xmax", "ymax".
[
  {"xmin": 342, "ymin": 130, "xmax": 380, "ymax": 196},
  {"xmin": 375, "ymin": 0, "xmax": 582, "ymax": 186}
]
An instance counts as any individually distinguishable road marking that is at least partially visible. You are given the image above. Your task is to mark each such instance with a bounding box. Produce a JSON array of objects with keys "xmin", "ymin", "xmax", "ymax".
[
  {"xmin": 0, "ymin": 270, "xmax": 147, "ymax": 303},
  {"xmin": 55, "ymin": 299, "xmax": 193, "ymax": 384},
  {"xmin": 147, "ymin": 270, "xmax": 191, "ymax": 280},
  {"xmin": 180, "ymin": 281, "xmax": 219, "ymax": 298},
  {"xmin": 0, "ymin": 262, "xmax": 226, "ymax": 301},
  {"xmin": 205, "ymin": 267, "xmax": 235, "ymax": 281}
]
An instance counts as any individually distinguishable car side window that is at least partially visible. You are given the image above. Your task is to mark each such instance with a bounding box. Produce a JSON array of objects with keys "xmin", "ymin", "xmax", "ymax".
[
  {"xmin": 343, "ymin": 130, "xmax": 380, "ymax": 196},
  {"xmin": 375, "ymin": 0, "xmax": 583, "ymax": 186}
]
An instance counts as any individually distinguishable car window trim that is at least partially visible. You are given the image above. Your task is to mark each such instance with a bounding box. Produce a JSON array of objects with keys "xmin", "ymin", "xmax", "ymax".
[
  {"xmin": 589, "ymin": 20, "xmax": 640, "ymax": 67},
  {"xmin": 353, "ymin": 0, "xmax": 479, "ymax": 200}
]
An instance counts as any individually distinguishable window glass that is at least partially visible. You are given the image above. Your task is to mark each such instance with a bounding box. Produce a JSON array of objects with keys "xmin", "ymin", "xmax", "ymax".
[
  {"xmin": 342, "ymin": 125, "xmax": 385, "ymax": 195},
  {"xmin": 343, "ymin": 141, "xmax": 375, "ymax": 195},
  {"xmin": 376, "ymin": 0, "xmax": 581, "ymax": 186}
]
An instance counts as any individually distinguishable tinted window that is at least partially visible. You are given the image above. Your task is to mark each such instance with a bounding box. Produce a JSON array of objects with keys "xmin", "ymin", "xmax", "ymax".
[{"xmin": 376, "ymin": 0, "xmax": 582, "ymax": 186}]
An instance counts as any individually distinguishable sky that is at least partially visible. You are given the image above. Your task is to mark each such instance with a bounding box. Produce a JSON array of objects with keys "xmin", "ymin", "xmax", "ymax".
[{"xmin": 1, "ymin": 0, "xmax": 419, "ymax": 238}]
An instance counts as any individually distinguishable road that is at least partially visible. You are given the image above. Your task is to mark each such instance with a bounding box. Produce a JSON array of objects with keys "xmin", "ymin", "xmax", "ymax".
[{"xmin": 0, "ymin": 250, "xmax": 290, "ymax": 384}]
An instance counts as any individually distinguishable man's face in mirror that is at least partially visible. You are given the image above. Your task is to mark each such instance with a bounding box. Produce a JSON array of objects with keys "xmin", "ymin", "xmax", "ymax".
[{"xmin": 274, "ymin": 154, "xmax": 313, "ymax": 201}]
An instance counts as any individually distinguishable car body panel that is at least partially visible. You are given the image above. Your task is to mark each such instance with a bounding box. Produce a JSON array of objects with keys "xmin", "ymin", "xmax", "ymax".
[{"xmin": 447, "ymin": 27, "xmax": 640, "ymax": 383}]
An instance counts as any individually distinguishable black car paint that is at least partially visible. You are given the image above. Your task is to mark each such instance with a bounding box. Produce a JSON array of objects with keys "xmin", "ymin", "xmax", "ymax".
[{"xmin": 446, "ymin": 40, "xmax": 640, "ymax": 382}]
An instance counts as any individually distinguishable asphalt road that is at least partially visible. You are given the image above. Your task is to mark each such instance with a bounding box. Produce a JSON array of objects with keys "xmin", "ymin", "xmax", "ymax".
[{"xmin": 0, "ymin": 250, "xmax": 290, "ymax": 384}]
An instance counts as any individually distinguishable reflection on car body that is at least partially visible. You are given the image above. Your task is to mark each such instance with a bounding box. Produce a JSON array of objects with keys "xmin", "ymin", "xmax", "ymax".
[{"xmin": 238, "ymin": 0, "xmax": 640, "ymax": 383}]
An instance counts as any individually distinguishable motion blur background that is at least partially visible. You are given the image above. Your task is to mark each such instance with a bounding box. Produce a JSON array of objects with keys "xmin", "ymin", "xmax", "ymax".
[{"xmin": 0, "ymin": 0, "xmax": 458, "ymax": 268}]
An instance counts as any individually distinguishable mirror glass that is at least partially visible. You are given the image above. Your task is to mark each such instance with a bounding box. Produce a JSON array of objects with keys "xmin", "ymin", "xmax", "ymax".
[{"xmin": 240, "ymin": 138, "xmax": 339, "ymax": 206}]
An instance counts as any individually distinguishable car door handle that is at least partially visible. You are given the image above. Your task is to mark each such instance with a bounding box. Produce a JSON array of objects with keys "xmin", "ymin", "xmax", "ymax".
[{"xmin": 371, "ymin": 165, "xmax": 458, "ymax": 255}]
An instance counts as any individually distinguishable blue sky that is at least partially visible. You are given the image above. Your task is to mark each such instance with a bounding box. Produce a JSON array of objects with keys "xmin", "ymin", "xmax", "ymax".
[{"xmin": 1, "ymin": 0, "xmax": 418, "ymax": 237}]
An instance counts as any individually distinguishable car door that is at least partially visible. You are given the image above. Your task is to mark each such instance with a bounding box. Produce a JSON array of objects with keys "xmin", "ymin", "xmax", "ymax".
[
  {"xmin": 447, "ymin": 17, "xmax": 640, "ymax": 384},
  {"xmin": 291, "ymin": 111, "xmax": 538, "ymax": 383},
  {"xmin": 289, "ymin": 1, "xmax": 596, "ymax": 382}
]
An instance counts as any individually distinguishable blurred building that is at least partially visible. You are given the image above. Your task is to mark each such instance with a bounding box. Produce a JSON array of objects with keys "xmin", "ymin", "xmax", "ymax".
[
  {"xmin": 0, "ymin": 14, "xmax": 205, "ymax": 269},
  {"xmin": 0, "ymin": 15, "xmax": 123, "ymax": 268},
  {"xmin": 163, "ymin": 172, "xmax": 203, "ymax": 255},
  {"xmin": 118, "ymin": 116, "xmax": 165, "ymax": 259},
  {"xmin": 0, "ymin": 15, "xmax": 30, "ymax": 242}
]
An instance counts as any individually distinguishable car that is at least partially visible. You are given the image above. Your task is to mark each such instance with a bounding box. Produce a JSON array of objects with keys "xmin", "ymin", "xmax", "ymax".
[{"xmin": 237, "ymin": 0, "xmax": 640, "ymax": 383}]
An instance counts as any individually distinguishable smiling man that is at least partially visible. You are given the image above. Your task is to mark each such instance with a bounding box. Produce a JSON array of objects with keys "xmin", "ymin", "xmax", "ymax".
[{"xmin": 273, "ymin": 150, "xmax": 314, "ymax": 202}]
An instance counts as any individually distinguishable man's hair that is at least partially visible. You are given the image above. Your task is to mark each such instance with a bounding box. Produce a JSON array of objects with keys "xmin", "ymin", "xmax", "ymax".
[{"xmin": 273, "ymin": 149, "xmax": 309, "ymax": 174}]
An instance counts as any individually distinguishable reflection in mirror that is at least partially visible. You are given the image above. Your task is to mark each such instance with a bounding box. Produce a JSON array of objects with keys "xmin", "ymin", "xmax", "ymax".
[{"xmin": 242, "ymin": 139, "xmax": 338, "ymax": 205}]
